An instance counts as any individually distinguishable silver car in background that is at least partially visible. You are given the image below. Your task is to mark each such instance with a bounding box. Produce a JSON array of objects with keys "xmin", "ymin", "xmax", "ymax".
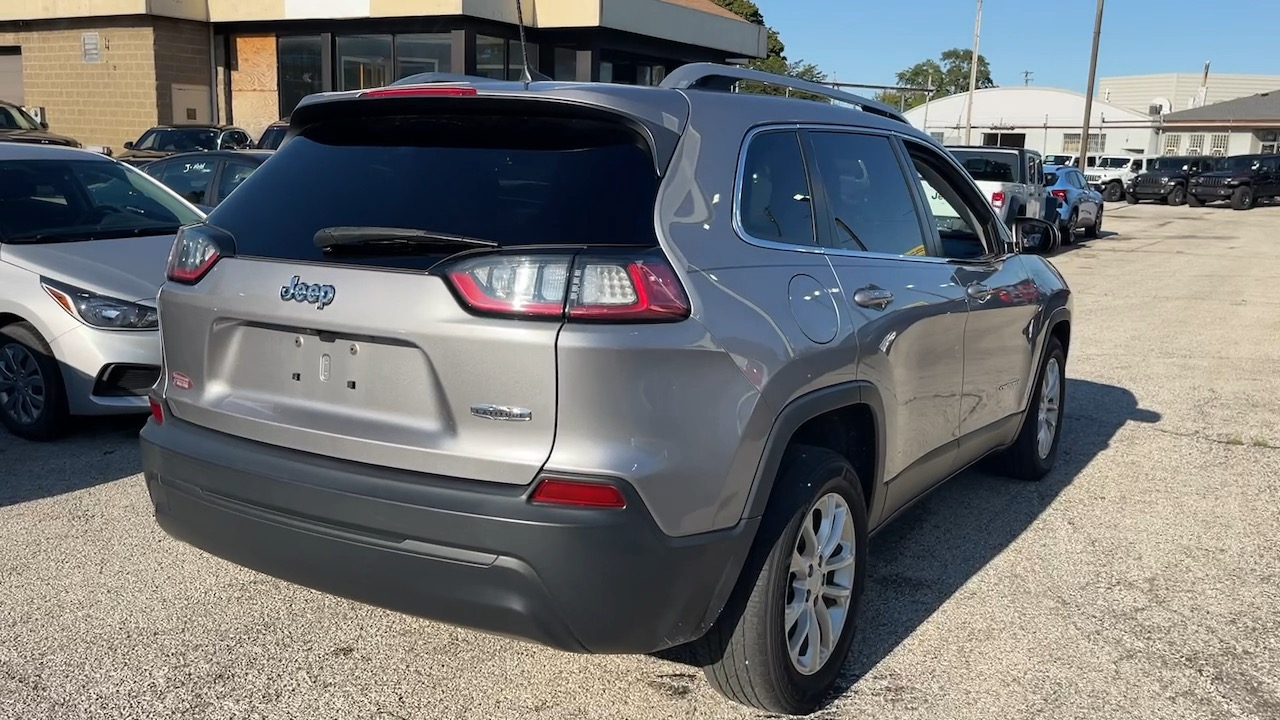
[{"xmin": 0, "ymin": 144, "xmax": 205, "ymax": 440}]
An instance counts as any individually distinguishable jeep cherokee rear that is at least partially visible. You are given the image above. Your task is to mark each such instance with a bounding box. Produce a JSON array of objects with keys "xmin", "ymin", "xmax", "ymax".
[{"xmin": 140, "ymin": 65, "xmax": 1072, "ymax": 715}]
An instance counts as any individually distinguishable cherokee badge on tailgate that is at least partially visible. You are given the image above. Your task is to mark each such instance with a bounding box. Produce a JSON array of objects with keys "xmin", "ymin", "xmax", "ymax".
[{"xmin": 280, "ymin": 276, "xmax": 336, "ymax": 310}]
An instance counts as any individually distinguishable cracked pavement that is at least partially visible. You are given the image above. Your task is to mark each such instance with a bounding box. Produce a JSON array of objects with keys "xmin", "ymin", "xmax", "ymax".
[{"xmin": 2, "ymin": 202, "xmax": 1279, "ymax": 719}]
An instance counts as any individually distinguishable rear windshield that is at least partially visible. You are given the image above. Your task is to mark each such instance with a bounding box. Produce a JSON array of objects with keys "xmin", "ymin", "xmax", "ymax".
[
  {"xmin": 951, "ymin": 150, "xmax": 1019, "ymax": 183},
  {"xmin": 257, "ymin": 125, "xmax": 288, "ymax": 150},
  {"xmin": 208, "ymin": 113, "xmax": 660, "ymax": 267},
  {"xmin": 1043, "ymin": 172, "xmax": 1059, "ymax": 186}
]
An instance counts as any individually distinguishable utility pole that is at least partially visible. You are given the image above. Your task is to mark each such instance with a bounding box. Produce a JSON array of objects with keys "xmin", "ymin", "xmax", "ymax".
[
  {"xmin": 963, "ymin": 0, "xmax": 983, "ymax": 144},
  {"xmin": 1078, "ymin": 0, "xmax": 1105, "ymax": 168},
  {"xmin": 1023, "ymin": 70, "xmax": 1034, "ymax": 86}
]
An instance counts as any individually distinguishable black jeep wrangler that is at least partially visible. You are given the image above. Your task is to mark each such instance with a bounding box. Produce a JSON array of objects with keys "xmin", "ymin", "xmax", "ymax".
[
  {"xmin": 1188, "ymin": 153, "xmax": 1280, "ymax": 210},
  {"xmin": 1125, "ymin": 155, "xmax": 1218, "ymax": 206}
]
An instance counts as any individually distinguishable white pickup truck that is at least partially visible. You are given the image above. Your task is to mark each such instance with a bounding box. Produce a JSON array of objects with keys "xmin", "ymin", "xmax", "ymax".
[
  {"xmin": 948, "ymin": 146, "xmax": 1048, "ymax": 228},
  {"xmin": 1083, "ymin": 155, "xmax": 1151, "ymax": 202}
]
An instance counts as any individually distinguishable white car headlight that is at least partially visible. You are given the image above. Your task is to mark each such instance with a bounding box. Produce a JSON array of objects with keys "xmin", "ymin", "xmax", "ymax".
[{"xmin": 40, "ymin": 278, "xmax": 158, "ymax": 330}]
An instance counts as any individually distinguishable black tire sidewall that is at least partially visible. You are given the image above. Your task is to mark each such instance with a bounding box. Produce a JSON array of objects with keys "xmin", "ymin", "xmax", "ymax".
[
  {"xmin": 1168, "ymin": 185, "xmax": 1186, "ymax": 206},
  {"xmin": 1025, "ymin": 340, "xmax": 1067, "ymax": 476},
  {"xmin": 1232, "ymin": 186, "xmax": 1253, "ymax": 210},
  {"xmin": 755, "ymin": 448, "xmax": 869, "ymax": 712},
  {"xmin": 1104, "ymin": 183, "xmax": 1123, "ymax": 202},
  {"xmin": 0, "ymin": 323, "xmax": 68, "ymax": 440}
]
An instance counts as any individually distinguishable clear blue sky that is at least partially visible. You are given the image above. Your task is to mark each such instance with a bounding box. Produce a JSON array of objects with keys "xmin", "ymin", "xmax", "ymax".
[{"xmin": 756, "ymin": 0, "xmax": 1268, "ymax": 91}]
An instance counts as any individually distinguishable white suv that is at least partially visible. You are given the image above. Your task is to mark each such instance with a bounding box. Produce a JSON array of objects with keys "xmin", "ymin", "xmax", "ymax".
[{"xmin": 1085, "ymin": 155, "xmax": 1151, "ymax": 202}]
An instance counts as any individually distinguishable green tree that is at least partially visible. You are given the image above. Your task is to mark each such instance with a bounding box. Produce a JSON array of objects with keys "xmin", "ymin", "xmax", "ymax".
[
  {"xmin": 874, "ymin": 48, "xmax": 996, "ymax": 111},
  {"xmin": 708, "ymin": 0, "xmax": 828, "ymax": 98}
]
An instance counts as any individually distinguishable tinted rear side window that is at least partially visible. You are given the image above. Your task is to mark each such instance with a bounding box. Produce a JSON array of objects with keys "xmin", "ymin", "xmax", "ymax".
[
  {"xmin": 951, "ymin": 150, "xmax": 1019, "ymax": 183},
  {"xmin": 208, "ymin": 113, "xmax": 661, "ymax": 267}
]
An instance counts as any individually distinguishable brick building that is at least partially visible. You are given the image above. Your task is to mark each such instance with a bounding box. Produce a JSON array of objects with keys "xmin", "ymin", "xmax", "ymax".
[{"xmin": 1, "ymin": 0, "xmax": 765, "ymax": 152}]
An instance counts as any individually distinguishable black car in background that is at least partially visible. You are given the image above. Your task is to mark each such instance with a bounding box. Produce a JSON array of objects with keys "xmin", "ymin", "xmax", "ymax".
[
  {"xmin": 1188, "ymin": 153, "xmax": 1280, "ymax": 210},
  {"xmin": 140, "ymin": 149, "xmax": 272, "ymax": 212},
  {"xmin": 1125, "ymin": 155, "xmax": 1219, "ymax": 206},
  {"xmin": 0, "ymin": 100, "xmax": 82, "ymax": 148},
  {"xmin": 256, "ymin": 119, "xmax": 289, "ymax": 150},
  {"xmin": 117, "ymin": 124, "xmax": 255, "ymax": 166}
]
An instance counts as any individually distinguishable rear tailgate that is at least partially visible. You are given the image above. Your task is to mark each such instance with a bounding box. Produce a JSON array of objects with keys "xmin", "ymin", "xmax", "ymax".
[{"xmin": 157, "ymin": 90, "xmax": 683, "ymax": 485}]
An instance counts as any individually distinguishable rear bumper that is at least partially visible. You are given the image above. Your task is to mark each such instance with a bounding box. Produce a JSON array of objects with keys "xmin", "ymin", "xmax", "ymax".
[{"xmin": 139, "ymin": 417, "xmax": 757, "ymax": 654}]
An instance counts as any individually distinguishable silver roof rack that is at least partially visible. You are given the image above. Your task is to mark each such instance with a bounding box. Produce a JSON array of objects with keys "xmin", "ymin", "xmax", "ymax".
[{"xmin": 660, "ymin": 63, "xmax": 909, "ymax": 125}]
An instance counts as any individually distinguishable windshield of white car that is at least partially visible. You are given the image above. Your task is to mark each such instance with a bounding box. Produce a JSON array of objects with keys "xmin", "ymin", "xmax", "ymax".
[
  {"xmin": 0, "ymin": 158, "xmax": 203, "ymax": 243},
  {"xmin": 1097, "ymin": 157, "xmax": 1133, "ymax": 169}
]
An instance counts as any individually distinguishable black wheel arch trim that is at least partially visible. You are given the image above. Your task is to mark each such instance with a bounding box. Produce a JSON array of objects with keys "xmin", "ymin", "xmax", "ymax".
[{"xmin": 742, "ymin": 381, "xmax": 887, "ymax": 524}]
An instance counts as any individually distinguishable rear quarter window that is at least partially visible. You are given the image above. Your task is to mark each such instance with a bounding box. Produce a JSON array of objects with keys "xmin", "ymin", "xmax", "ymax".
[{"xmin": 208, "ymin": 113, "xmax": 661, "ymax": 268}]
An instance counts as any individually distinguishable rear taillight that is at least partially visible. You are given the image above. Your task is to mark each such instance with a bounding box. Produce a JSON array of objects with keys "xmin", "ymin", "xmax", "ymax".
[
  {"xmin": 991, "ymin": 191, "xmax": 1006, "ymax": 209},
  {"xmin": 530, "ymin": 477, "xmax": 627, "ymax": 509},
  {"xmin": 148, "ymin": 397, "xmax": 165, "ymax": 424},
  {"xmin": 360, "ymin": 85, "xmax": 478, "ymax": 98},
  {"xmin": 1051, "ymin": 189, "xmax": 1069, "ymax": 202},
  {"xmin": 166, "ymin": 225, "xmax": 226, "ymax": 284},
  {"xmin": 443, "ymin": 251, "xmax": 690, "ymax": 322}
]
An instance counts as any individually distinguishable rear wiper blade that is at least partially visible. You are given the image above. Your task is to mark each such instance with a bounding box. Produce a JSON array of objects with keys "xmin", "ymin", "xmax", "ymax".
[{"xmin": 314, "ymin": 226, "xmax": 498, "ymax": 251}]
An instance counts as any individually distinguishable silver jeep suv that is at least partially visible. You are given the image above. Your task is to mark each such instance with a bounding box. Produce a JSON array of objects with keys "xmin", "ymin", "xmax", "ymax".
[{"xmin": 140, "ymin": 64, "xmax": 1071, "ymax": 715}]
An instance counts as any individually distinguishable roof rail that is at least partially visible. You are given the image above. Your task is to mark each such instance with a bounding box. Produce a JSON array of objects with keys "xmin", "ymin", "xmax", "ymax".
[{"xmin": 659, "ymin": 63, "xmax": 909, "ymax": 125}]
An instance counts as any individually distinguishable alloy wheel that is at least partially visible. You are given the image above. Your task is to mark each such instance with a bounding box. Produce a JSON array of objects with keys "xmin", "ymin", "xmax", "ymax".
[
  {"xmin": 1037, "ymin": 357, "xmax": 1062, "ymax": 459},
  {"xmin": 0, "ymin": 343, "xmax": 46, "ymax": 426},
  {"xmin": 785, "ymin": 492, "xmax": 856, "ymax": 676}
]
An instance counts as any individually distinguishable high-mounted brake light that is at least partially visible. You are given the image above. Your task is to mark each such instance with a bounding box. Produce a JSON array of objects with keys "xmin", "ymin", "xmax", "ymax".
[
  {"xmin": 360, "ymin": 85, "xmax": 478, "ymax": 98},
  {"xmin": 530, "ymin": 477, "xmax": 627, "ymax": 509},
  {"xmin": 443, "ymin": 251, "xmax": 691, "ymax": 322},
  {"xmin": 991, "ymin": 191, "xmax": 1007, "ymax": 209},
  {"xmin": 166, "ymin": 225, "xmax": 225, "ymax": 285}
]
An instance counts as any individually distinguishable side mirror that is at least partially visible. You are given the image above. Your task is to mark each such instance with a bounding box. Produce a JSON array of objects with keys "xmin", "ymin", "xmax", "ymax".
[
  {"xmin": 123, "ymin": 141, "xmax": 135, "ymax": 150},
  {"xmin": 1013, "ymin": 217, "xmax": 1059, "ymax": 254}
]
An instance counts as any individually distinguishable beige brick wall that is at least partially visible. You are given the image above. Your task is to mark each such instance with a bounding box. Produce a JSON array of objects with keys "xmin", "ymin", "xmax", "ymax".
[
  {"xmin": 0, "ymin": 18, "xmax": 158, "ymax": 151},
  {"xmin": 153, "ymin": 17, "xmax": 212, "ymax": 125}
]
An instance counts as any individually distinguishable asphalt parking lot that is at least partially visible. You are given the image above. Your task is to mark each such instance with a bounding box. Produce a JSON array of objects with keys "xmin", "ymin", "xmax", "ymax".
[{"xmin": 3, "ymin": 202, "xmax": 1279, "ymax": 720}]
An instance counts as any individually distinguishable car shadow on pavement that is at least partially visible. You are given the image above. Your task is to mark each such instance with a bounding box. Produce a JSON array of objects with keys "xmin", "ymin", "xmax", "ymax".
[
  {"xmin": 0, "ymin": 415, "xmax": 146, "ymax": 507},
  {"xmin": 831, "ymin": 378, "xmax": 1159, "ymax": 700},
  {"xmin": 655, "ymin": 379, "xmax": 1158, "ymax": 710}
]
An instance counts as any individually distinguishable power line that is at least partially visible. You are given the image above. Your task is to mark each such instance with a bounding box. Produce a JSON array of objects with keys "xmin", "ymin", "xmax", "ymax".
[{"xmin": 1022, "ymin": 70, "xmax": 1034, "ymax": 86}]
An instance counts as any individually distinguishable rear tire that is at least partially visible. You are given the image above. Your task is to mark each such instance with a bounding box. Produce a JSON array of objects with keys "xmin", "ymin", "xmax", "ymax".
[
  {"xmin": 696, "ymin": 446, "xmax": 868, "ymax": 715},
  {"xmin": 1103, "ymin": 182, "xmax": 1124, "ymax": 202},
  {"xmin": 1231, "ymin": 185, "xmax": 1255, "ymax": 210},
  {"xmin": 0, "ymin": 322, "xmax": 69, "ymax": 441},
  {"xmin": 996, "ymin": 336, "xmax": 1066, "ymax": 482},
  {"xmin": 1085, "ymin": 207, "xmax": 1102, "ymax": 239},
  {"xmin": 1167, "ymin": 185, "xmax": 1187, "ymax": 206},
  {"xmin": 1061, "ymin": 210, "xmax": 1079, "ymax": 246}
]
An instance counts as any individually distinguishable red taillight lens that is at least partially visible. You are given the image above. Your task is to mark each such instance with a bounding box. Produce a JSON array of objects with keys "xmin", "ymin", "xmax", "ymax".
[
  {"xmin": 166, "ymin": 226, "xmax": 224, "ymax": 284},
  {"xmin": 991, "ymin": 191, "xmax": 1006, "ymax": 209},
  {"xmin": 444, "ymin": 252, "xmax": 691, "ymax": 322},
  {"xmin": 530, "ymin": 478, "xmax": 627, "ymax": 509},
  {"xmin": 1051, "ymin": 189, "xmax": 1069, "ymax": 202},
  {"xmin": 360, "ymin": 85, "xmax": 478, "ymax": 98},
  {"xmin": 148, "ymin": 397, "xmax": 164, "ymax": 424}
]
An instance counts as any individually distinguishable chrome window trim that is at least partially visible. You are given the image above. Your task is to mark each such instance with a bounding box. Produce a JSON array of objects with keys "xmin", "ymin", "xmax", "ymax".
[{"xmin": 733, "ymin": 122, "xmax": 974, "ymax": 266}]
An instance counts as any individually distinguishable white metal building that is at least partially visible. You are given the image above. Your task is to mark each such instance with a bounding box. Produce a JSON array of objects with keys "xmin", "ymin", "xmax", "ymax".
[
  {"xmin": 1098, "ymin": 72, "xmax": 1280, "ymax": 116},
  {"xmin": 904, "ymin": 86, "xmax": 1159, "ymax": 156}
]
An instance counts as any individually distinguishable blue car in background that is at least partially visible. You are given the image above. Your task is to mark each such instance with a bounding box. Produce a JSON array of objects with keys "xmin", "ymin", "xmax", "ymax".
[{"xmin": 1044, "ymin": 164, "xmax": 1104, "ymax": 244}]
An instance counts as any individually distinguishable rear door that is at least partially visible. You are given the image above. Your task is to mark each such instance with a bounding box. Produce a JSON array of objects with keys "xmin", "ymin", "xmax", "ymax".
[
  {"xmin": 901, "ymin": 137, "xmax": 1039, "ymax": 466},
  {"xmin": 158, "ymin": 101, "xmax": 673, "ymax": 485},
  {"xmin": 804, "ymin": 129, "xmax": 967, "ymax": 513}
]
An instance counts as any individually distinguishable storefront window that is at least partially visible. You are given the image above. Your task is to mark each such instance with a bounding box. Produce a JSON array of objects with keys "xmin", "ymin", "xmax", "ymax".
[
  {"xmin": 396, "ymin": 33, "xmax": 451, "ymax": 79},
  {"xmin": 475, "ymin": 35, "xmax": 507, "ymax": 79},
  {"xmin": 337, "ymin": 35, "xmax": 393, "ymax": 91},
  {"xmin": 278, "ymin": 35, "xmax": 323, "ymax": 117},
  {"xmin": 554, "ymin": 47, "xmax": 577, "ymax": 81}
]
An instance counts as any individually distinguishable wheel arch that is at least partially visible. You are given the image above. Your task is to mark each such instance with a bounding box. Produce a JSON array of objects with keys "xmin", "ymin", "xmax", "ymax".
[{"xmin": 742, "ymin": 381, "xmax": 886, "ymax": 527}]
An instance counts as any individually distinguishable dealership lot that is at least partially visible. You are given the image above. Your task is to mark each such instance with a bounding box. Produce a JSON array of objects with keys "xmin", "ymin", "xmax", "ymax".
[{"xmin": 2, "ymin": 202, "xmax": 1279, "ymax": 720}]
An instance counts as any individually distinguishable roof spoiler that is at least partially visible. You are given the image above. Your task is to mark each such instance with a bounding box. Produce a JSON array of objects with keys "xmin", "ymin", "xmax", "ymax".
[{"xmin": 660, "ymin": 63, "xmax": 909, "ymax": 125}]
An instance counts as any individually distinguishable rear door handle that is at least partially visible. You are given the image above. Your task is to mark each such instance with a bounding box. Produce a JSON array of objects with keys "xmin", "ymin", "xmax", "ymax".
[
  {"xmin": 853, "ymin": 287, "xmax": 894, "ymax": 310},
  {"xmin": 966, "ymin": 283, "xmax": 993, "ymax": 301}
]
